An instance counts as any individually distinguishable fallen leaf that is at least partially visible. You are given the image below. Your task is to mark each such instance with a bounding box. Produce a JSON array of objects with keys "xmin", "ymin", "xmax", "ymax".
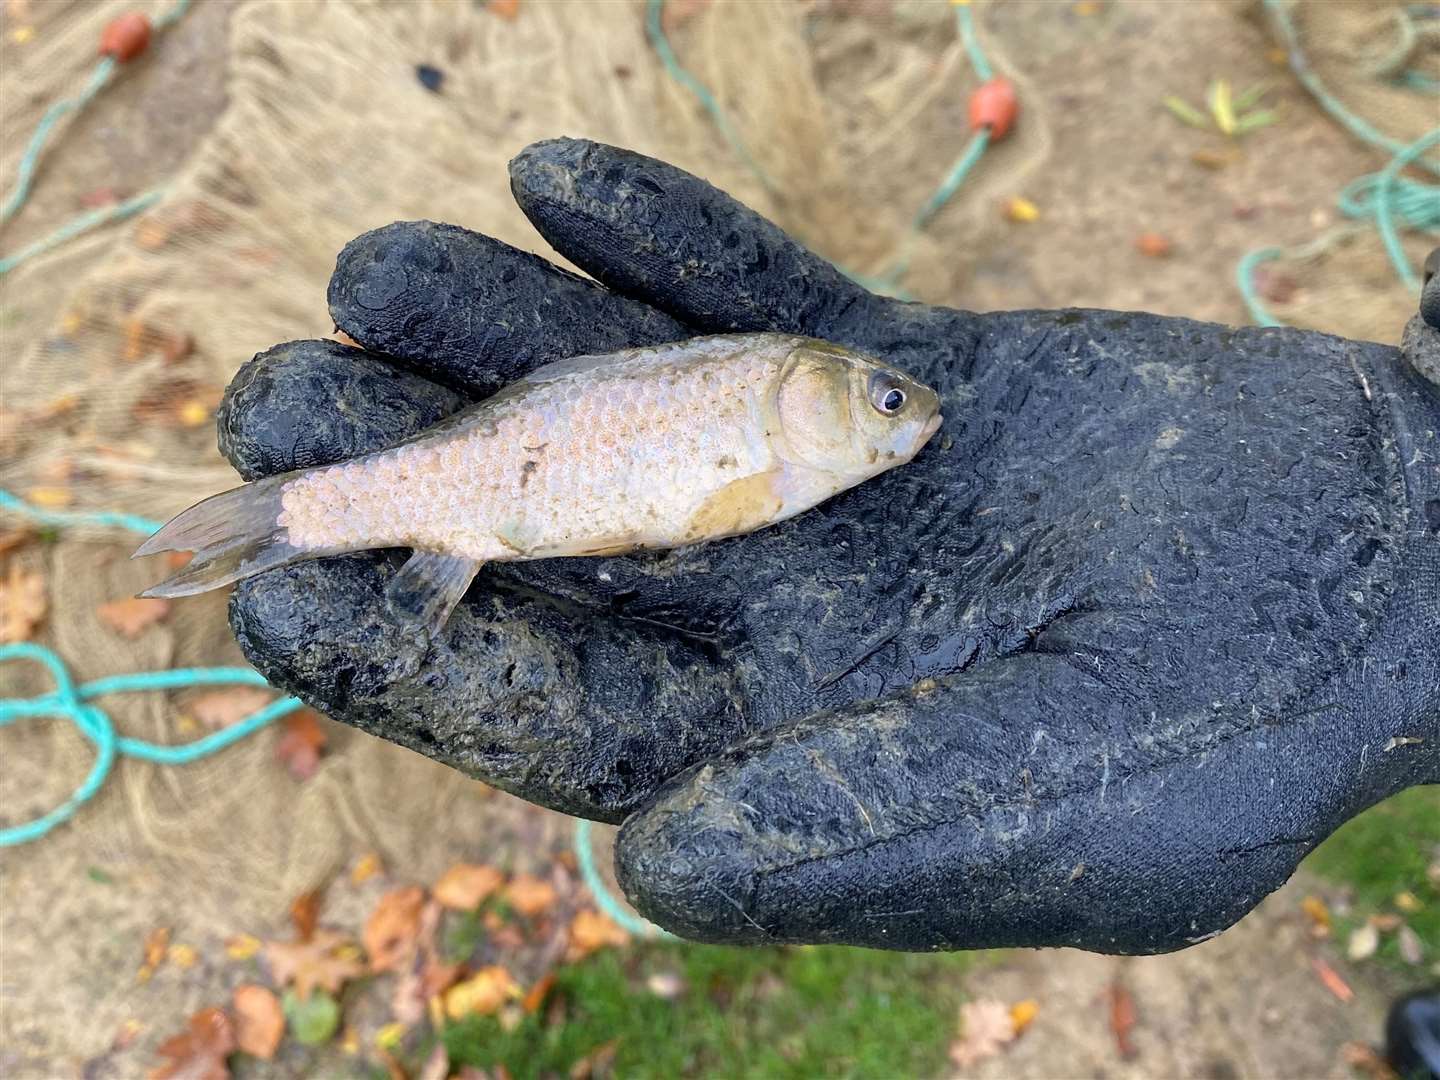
[
  {"xmin": 1190, "ymin": 148, "xmax": 1238, "ymax": 170},
  {"xmin": 186, "ymin": 687, "xmax": 272, "ymax": 730},
  {"xmin": 1073, "ymin": 0, "xmax": 1100, "ymax": 13},
  {"xmin": 949, "ymin": 998, "xmax": 1017, "ymax": 1068},
  {"xmin": 1347, "ymin": 922, "xmax": 1379, "ymax": 961},
  {"xmin": 265, "ymin": 930, "xmax": 364, "ymax": 999},
  {"xmin": 1254, "ymin": 266, "xmax": 1298, "ymax": 304},
  {"xmin": 168, "ymin": 944, "xmax": 198, "ymax": 970},
  {"xmin": 1370, "ymin": 913, "xmax": 1403, "ymax": 933},
  {"xmin": 566, "ymin": 909, "xmax": 629, "ymax": 962},
  {"xmin": 1397, "ymin": 924, "xmax": 1425, "ymax": 965},
  {"xmin": 151, "ymin": 1007, "xmax": 235, "ymax": 1080},
  {"xmin": 282, "ymin": 988, "xmax": 340, "ymax": 1046},
  {"xmin": 435, "ymin": 863, "xmax": 504, "ymax": 910},
  {"xmin": 352, "ymin": 852, "xmax": 383, "ymax": 885},
  {"xmin": 1312, "ymin": 956, "xmax": 1353, "ymax": 1002},
  {"xmin": 487, "ymin": 0, "xmax": 520, "ymax": 18},
  {"xmin": 275, "ymin": 710, "xmax": 328, "ymax": 780},
  {"xmin": 568, "ymin": 1039, "xmax": 619, "ymax": 1080},
  {"xmin": 504, "ymin": 874, "xmax": 558, "ymax": 918},
  {"xmin": 139, "ymin": 926, "xmax": 171, "ymax": 982},
  {"xmin": 0, "ymin": 563, "xmax": 47, "ymax": 643},
  {"xmin": 1010, "ymin": 998, "xmax": 1040, "ymax": 1035},
  {"xmin": 290, "ymin": 889, "xmax": 323, "ymax": 942},
  {"xmin": 0, "ymin": 529, "xmax": 34, "ymax": 557},
  {"xmin": 1341, "ymin": 1041, "xmax": 1399, "ymax": 1080},
  {"xmin": 377, "ymin": 1046, "xmax": 410, "ymax": 1080},
  {"xmin": 226, "ymin": 934, "xmax": 261, "ymax": 960},
  {"xmin": 1109, "ymin": 981, "xmax": 1137, "ymax": 1058},
  {"xmin": 1135, "ymin": 232, "xmax": 1172, "ymax": 258},
  {"xmin": 522, "ymin": 973, "xmax": 556, "ymax": 1014},
  {"xmin": 366, "ymin": 887, "xmax": 426, "ymax": 973},
  {"xmin": 340, "ymin": 1026, "xmax": 360, "ymax": 1056},
  {"xmin": 24, "ymin": 486, "xmax": 70, "ymax": 508},
  {"xmin": 1395, "ymin": 891, "xmax": 1422, "ymax": 913},
  {"xmin": 419, "ymin": 1044, "xmax": 450, "ymax": 1080},
  {"xmin": 112, "ymin": 1018, "xmax": 143, "ymax": 1051},
  {"xmin": 96, "ymin": 596, "xmax": 171, "ymax": 638},
  {"xmin": 646, "ymin": 971, "xmax": 685, "ymax": 1000},
  {"xmin": 233, "ymin": 985, "xmax": 284, "ymax": 1060},
  {"xmin": 1003, "ymin": 196, "xmax": 1040, "ymax": 223},
  {"xmin": 1301, "ymin": 895, "xmax": 1332, "ymax": 937},
  {"xmin": 445, "ymin": 966, "xmax": 520, "ymax": 1019},
  {"xmin": 661, "ymin": 0, "xmax": 707, "ymax": 33}
]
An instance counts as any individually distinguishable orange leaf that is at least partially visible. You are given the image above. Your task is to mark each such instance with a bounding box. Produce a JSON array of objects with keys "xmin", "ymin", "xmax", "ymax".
[
  {"xmin": 0, "ymin": 563, "xmax": 47, "ymax": 643},
  {"xmin": 444, "ymin": 966, "xmax": 520, "ymax": 1019},
  {"xmin": 1301, "ymin": 894, "xmax": 1332, "ymax": 935},
  {"xmin": 150, "ymin": 1007, "xmax": 235, "ymax": 1080},
  {"xmin": 265, "ymin": 930, "xmax": 364, "ymax": 999},
  {"xmin": 1312, "ymin": 956, "xmax": 1353, "ymax": 1002},
  {"xmin": 503, "ymin": 874, "xmax": 557, "ymax": 918},
  {"xmin": 522, "ymin": 973, "xmax": 556, "ymax": 1015},
  {"xmin": 275, "ymin": 710, "xmax": 328, "ymax": 781},
  {"xmin": 290, "ymin": 889, "xmax": 323, "ymax": 942},
  {"xmin": 365, "ymin": 886, "xmax": 426, "ymax": 973},
  {"xmin": 435, "ymin": 863, "xmax": 504, "ymax": 911},
  {"xmin": 1009, "ymin": 998, "xmax": 1040, "ymax": 1035},
  {"xmin": 487, "ymin": 0, "xmax": 520, "ymax": 18},
  {"xmin": 233, "ymin": 984, "xmax": 284, "ymax": 1060},
  {"xmin": 565, "ymin": 910, "xmax": 629, "ymax": 963},
  {"xmin": 138, "ymin": 926, "xmax": 171, "ymax": 982},
  {"xmin": 1135, "ymin": 232, "xmax": 1173, "ymax": 258},
  {"xmin": 96, "ymin": 596, "xmax": 171, "ymax": 638},
  {"xmin": 352, "ymin": 852, "xmax": 384, "ymax": 885},
  {"xmin": 1109, "ymin": 981, "xmax": 1137, "ymax": 1058}
]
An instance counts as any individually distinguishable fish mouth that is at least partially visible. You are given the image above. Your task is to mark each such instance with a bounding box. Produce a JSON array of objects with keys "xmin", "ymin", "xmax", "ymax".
[{"xmin": 921, "ymin": 412, "xmax": 944, "ymax": 443}]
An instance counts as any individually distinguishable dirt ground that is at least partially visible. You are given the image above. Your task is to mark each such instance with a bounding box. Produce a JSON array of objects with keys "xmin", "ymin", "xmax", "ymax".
[{"xmin": 2, "ymin": 1, "xmax": 1435, "ymax": 1077}]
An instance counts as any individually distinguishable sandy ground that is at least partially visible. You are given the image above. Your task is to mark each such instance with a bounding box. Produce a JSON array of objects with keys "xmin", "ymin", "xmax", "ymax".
[{"xmin": 2, "ymin": 1, "xmax": 1433, "ymax": 1077}]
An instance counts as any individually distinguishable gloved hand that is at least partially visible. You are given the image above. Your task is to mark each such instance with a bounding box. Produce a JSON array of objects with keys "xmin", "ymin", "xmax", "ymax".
[{"xmin": 219, "ymin": 138, "xmax": 1440, "ymax": 953}]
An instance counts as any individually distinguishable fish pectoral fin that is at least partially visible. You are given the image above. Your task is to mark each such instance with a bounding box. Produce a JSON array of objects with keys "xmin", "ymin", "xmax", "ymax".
[
  {"xmin": 685, "ymin": 471, "xmax": 786, "ymax": 542},
  {"xmin": 384, "ymin": 550, "xmax": 483, "ymax": 639}
]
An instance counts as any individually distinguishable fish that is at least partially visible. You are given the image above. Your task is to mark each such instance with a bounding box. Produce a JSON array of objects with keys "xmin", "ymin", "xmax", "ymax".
[{"xmin": 134, "ymin": 333, "xmax": 943, "ymax": 636}]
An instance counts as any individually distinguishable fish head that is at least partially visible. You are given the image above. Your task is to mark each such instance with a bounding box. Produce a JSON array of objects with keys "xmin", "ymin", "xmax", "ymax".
[{"xmin": 773, "ymin": 340, "xmax": 942, "ymax": 479}]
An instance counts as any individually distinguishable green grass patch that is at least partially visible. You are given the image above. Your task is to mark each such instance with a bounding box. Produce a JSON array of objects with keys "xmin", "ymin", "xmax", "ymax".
[
  {"xmin": 442, "ymin": 942, "xmax": 984, "ymax": 1079},
  {"xmin": 1304, "ymin": 786, "xmax": 1440, "ymax": 974}
]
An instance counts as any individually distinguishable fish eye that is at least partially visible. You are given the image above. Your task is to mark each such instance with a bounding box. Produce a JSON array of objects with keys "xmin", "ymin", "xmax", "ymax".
[{"xmin": 868, "ymin": 372, "xmax": 907, "ymax": 415}]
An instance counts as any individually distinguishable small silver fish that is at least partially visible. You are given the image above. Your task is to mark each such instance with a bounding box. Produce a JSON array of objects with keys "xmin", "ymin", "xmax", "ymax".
[{"xmin": 136, "ymin": 333, "xmax": 942, "ymax": 634}]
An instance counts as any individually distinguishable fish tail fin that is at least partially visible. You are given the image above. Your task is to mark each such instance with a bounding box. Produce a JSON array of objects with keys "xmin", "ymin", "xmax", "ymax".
[{"xmin": 133, "ymin": 475, "xmax": 329, "ymax": 598}]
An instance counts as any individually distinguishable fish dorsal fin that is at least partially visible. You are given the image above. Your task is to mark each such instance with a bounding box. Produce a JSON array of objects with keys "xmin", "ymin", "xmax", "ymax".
[{"xmin": 384, "ymin": 550, "xmax": 483, "ymax": 639}]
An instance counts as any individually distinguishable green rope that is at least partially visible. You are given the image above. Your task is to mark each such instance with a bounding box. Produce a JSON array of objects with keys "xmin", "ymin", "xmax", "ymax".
[
  {"xmin": 1239, "ymin": 0, "xmax": 1440, "ymax": 326},
  {"xmin": 647, "ymin": 0, "xmax": 1002, "ymax": 296},
  {"xmin": 0, "ymin": 0, "xmax": 192, "ymax": 274},
  {"xmin": 0, "ymin": 488, "xmax": 303, "ymax": 846},
  {"xmin": 572, "ymin": 818, "xmax": 676, "ymax": 940}
]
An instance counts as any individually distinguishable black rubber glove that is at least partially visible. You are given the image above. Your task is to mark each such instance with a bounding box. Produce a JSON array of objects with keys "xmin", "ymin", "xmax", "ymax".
[{"xmin": 219, "ymin": 138, "xmax": 1440, "ymax": 953}]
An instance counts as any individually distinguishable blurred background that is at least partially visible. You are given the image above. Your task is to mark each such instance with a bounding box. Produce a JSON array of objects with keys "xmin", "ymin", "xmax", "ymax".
[{"xmin": 1, "ymin": 1, "xmax": 1437, "ymax": 1077}]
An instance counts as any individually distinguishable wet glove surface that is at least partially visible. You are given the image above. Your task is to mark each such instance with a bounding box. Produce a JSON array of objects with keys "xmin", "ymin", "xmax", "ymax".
[{"xmin": 221, "ymin": 139, "xmax": 1440, "ymax": 953}]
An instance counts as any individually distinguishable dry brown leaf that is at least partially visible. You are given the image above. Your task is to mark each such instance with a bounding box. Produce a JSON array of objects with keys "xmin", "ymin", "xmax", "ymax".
[
  {"xmin": 566, "ymin": 910, "xmax": 629, "ymax": 963},
  {"xmin": 290, "ymin": 889, "xmax": 323, "ymax": 942},
  {"xmin": 0, "ymin": 563, "xmax": 47, "ymax": 643},
  {"xmin": 365, "ymin": 887, "xmax": 426, "ymax": 973},
  {"xmin": 275, "ymin": 710, "xmax": 328, "ymax": 780},
  {"xmin": 1342, "ymin": 1041, "xmax": 1400, "ymax": 1080},
  {"xmin": 1370, "ymin": 913, "xmax": 1403, "ymax": 933},
  {"xmin": 1397, "ymin": 924, "xmax": 1425, "ymax": 965},
  {"xmin": 504, "ymin": 874, "xmax": 558, "ymax": 918},
  {"xmin": 266, "ymin": 930, "xmax": 365, "ymax": 999},
  {"xmin": 96, "ymin": 596, "xmax": 171, "ymax": 638},
  {"xmin": 445, "ymin": 966, "xmax": 520, "ymax": 1019},
  {"xmin": 138, "ymin": 926, "xmax": 171, "ymax": 982},
  {"xmin": 568, "ymin": 1039, "xmax": 619, "ymax": 1080},
  {"xmin": 233, "ymin": 984, "xmax": 284, "ymax": 1060},
  {"xmin": 150, "ymin": 1007, "xmax": 235, "ymax": 1080},
  {"xmin": 187, "ymin": 687, "xmax": 273, "ymax": 730},
  {"xmin": 418, "ymin": 1044, "xmax": 450, "ymax": 1080},
  {"xmin": 949, "ymin": 999, "xmax": 1017, "ymax": 1069},
  {"xmin": 1301, "ymin": 894, "xmax": 1332, "ymax": 937},
  {"xmin": 1109, "ymin": 981, "xmax": 1138, "ymax": 1058},
  {"xmin": 435, "ymin": 863, "xmax": 504, "ymax": 911},
  {"xmin": 0, "ymin": 530, "xmax": 34, "ymax": 558}
]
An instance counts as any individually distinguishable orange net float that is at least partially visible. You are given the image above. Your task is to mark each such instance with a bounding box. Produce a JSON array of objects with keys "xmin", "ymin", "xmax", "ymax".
[
  {"xmin": 99, "ymin": 12, "xmax": 152, "ymax": 63},
  {"xmin": 969, "ymin": 76, "xmax": 1018, "ymax": 141}
]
